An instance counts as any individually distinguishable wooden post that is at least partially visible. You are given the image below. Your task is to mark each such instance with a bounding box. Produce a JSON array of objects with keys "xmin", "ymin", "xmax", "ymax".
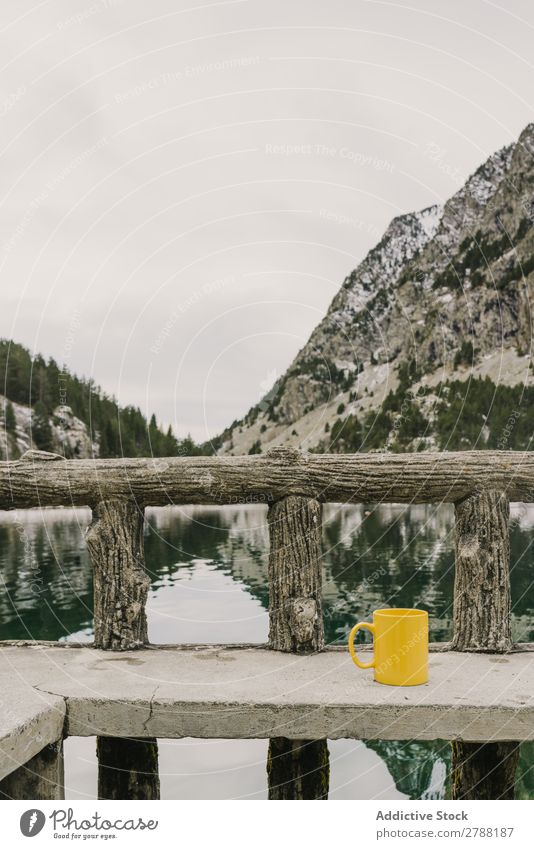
[
  {"xmin": 451, "ymin": 490, "xmax": 512, "ymax": 653},
  {"xmin": 451, "ymin": 741, "xmax": 520, "ymax": 800},
  {"xmin": 451, "ymin": 490, "xmax": 519, "ymax": 799},
  {"xmin": 96, "ymin": 737, "xmax": 160, "ymax": 800},
  {"xmin": 267, "ymin": 737, "xmax": 330, "ymax": 800},
  {"xmin": 86, "ymin": 499, "xmax": 160, "ymax": 800},
  {"xmin": 86, "ymin": 499, "xmax": 150, "ymax": 651},
  {"xmin": 268, "ymin": 494, "xmax": 324, "ymax": 653},
  {"xmin": 0, "ymin": 740, "xmax": 64, "ymax": 800},
  {"xmin": 266, "ymin": 482, "xmax": 329, "ymax": 800}
]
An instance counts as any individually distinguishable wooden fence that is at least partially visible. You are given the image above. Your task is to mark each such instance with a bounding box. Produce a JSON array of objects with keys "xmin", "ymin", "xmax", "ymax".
[{"xmin": 0, "ymin": 446, "xmax": 531, "ymax": 800}]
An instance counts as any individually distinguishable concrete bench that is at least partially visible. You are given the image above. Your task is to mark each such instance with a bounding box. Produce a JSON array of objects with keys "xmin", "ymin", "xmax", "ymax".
[{"xmin": 1, "ymin": 645, "xmax": 533, "ymax": 757}]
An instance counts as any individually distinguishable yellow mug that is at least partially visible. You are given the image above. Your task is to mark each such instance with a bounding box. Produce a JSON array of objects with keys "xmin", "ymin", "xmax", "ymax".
[{"xmin": 348, "ymin": 608, "xmax": 428, "ymax": 686}]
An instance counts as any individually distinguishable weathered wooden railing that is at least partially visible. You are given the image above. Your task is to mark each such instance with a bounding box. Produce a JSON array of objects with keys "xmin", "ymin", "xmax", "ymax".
[{"xmin": 0, "ymin": 446, "xmax": 532, "ymax": 800}]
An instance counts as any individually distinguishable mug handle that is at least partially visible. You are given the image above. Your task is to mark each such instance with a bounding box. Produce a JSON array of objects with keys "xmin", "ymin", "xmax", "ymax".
[{"xmin": 348, "ymin": 622, "xmax": 376, "ymax": 669}]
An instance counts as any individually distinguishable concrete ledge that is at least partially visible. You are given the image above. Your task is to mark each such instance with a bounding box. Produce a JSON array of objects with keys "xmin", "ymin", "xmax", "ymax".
[
  {"xmin": 1, "ymin": 645, "xmax": 533, "ymax": 745},
  {"xmin": 0, "ymin": 647, "xmax": 66, "ymax": 781}
]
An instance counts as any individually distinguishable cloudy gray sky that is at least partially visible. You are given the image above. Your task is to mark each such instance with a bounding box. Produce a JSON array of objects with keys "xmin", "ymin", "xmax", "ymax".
[{"xmin": 1, "ymin": 0, "xmax": 533, "ymax": 439}]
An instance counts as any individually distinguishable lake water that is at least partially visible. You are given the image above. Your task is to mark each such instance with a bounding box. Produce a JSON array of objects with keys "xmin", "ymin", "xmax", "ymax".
[{"xmin": 1, "ymin": 503, "xmax": 533, "ymax": 799}]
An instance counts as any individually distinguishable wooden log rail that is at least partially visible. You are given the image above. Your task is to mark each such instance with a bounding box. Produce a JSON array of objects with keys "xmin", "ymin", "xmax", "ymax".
[
  {"xmin": 0, "ymin": 447, "xmax": 528, "ymax": 800},
  {"xmin": 2, "ymin": 448, "xmax": 534, "ymax": 507}
]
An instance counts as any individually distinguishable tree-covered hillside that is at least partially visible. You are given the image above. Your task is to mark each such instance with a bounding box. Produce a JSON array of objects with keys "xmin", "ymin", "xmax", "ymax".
[
  {"xmin": 0, "ymin": 340, "xmax": 209, "ymax": 458},
  {"xmin": 317, "ymin": 367, "xmax": 534, "ymax": 455}
]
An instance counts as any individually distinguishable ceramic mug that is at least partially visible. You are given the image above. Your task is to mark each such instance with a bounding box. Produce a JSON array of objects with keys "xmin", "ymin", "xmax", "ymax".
[{"xmin": 348, "ymin": 608, "xmax": 428, "ymax": 686}]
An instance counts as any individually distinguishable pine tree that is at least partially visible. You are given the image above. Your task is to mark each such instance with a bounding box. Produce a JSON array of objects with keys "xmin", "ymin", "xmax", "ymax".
[
  {"xmin": 31, "ymin": 401, "xmax": 54, "ymax": 451},
  {"xmin": 4, "ymin": 400, "xmax": 16, "ymax": 434},
  {"xmin": 0, "ymin": 339, "xmax": 210, "ymax": 458}
]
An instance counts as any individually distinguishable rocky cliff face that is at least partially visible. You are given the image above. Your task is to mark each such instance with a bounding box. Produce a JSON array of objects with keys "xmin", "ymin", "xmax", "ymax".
[
  {"xmin": 220, "ymin": 124, "xmax": 534, "ymax": 455},
  {"xmin": 0, "ymin": 398, "xmax": 97, "ymax": 460}
]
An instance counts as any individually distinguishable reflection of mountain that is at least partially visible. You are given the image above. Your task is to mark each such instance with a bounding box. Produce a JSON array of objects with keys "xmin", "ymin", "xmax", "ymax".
[
  {"xmin": 517, "ymin": 744, "xmax": 534, "ymax": 799},
  {"xmin": 1, "ymin": 503, "xmax": 533, "ymax": 644},
  {"xmin": 367, "ymin": 739, "xmax": 534, "ymax": 801},
  {"xmin": 366, "ymin": 741, "xmax": 534, "ymax": 801},
  {"xmin": 147, "ymin": 502, "xmax": 534, "ymax": 644},
  {"xmin": 194, "ymin": 503, "xmax": 459, "ymax": 642},
  {"xmin": 211, "ymin": 503, "xmax": 458, "ymax": 641},
  {"xmin": 367, "ymin": 741, "xmax": 450, "ymax": 800},
  {"xmin": 321, "ymin": 503, "xmax": 456, "ymax": 643},
  {"xmin": 0, "ymin": 508, "xmax": 94, "ymax": 640},
  {"xmin": 146, "ymin": 504, "xmax": 271, "ymax": 610}
]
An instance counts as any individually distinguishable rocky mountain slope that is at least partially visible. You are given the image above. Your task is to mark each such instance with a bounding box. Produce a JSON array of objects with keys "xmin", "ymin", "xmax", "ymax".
[
  {"xmin": 218, "ymin": 123, "xmax": 534, "ymax": 456},
  {"xmin": 0, "ymin": 397, "xmax": 96, "ymax": 460}
]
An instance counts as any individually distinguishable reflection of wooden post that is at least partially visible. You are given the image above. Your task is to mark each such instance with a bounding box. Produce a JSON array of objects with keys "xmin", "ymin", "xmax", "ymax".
[
  {"xmin": 86, "ymin": 499, "xmax": 160, "ymax": 800},
  {"xmin": 0, "ymin": 741, "xmax": 64, "ymax": 800},
  {"xmin": 451, "ymin": 491, "xmax": 519, "ymax": 799},
  {"xmin": 266, "ymin": 484, "xmax": 329, "ymax": 800}
]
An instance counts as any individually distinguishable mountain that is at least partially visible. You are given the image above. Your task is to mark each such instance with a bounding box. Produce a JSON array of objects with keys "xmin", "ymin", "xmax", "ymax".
[
  {"xmin": 0, "ymin": 394, "xmax": 96, "ymax": 460},
  {"xmin": 217, "ymin": 123, "xmax": 534, "ymax": 456},
  {"xmin": 0, "ymin": 340, "xmax": 207, "ymax": 460}
]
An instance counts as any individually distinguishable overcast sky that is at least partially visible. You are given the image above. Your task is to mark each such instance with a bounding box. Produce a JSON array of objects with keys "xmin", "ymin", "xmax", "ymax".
[{"xmin": 1, "ymin": 0, "xmax": 533, "ymax": 440}]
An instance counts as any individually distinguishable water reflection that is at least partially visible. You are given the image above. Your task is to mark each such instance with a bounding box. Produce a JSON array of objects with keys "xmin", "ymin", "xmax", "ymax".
[
  {"xmin": 0, "ymin": 508, "xmax": 93, "ymax": 642},
  {"xmin": 0, "ymin": 503, "xmax": 533, "ymax": 799},
  {"xmin": 2, "ymin": 503, "xmax": 532, "ymax": 645}
]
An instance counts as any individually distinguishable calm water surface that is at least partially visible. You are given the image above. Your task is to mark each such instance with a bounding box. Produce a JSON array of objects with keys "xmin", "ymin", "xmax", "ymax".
[{"xmin": 1, "ymin": 503, "xmax": 533, "ymax": 799}]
